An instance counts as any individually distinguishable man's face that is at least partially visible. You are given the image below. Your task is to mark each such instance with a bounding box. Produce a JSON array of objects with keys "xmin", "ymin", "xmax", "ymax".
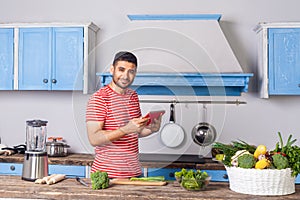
[{"xmin": 110, "ymin": 60, "xmax": 137, "ymax": 90}]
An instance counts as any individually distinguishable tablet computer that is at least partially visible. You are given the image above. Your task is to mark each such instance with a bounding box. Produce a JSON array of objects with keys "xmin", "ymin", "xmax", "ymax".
[{"xmin": 143, "ymin": 110, "xmax": 165, "ymax": 126}]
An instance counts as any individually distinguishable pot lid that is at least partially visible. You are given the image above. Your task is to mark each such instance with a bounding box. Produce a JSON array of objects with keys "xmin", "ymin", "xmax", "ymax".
[{"xmin": 47, "ymin": 137, "xmax": 64, "ymax": 146}]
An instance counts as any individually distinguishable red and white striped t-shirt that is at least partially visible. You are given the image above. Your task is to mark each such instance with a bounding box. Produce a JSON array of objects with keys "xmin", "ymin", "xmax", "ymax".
[{"xmin": 86, "ymin": 85, "xmax": 142, "ymax": 178}]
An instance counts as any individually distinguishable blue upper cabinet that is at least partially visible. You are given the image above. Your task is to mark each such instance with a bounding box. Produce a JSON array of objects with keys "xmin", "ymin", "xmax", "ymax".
[
  {"xmin": 268, "ymin": 28, "xmax": 300, "ymax": 95},
  {"xmin": 18, "ymin": 27, "xmax": 84, "ymax": 90},
  {"xmin": 0, "ymin": 22, "xmax": 99, "ymax": 93},
  {"xmin": 0, "ymin": 28, "xmax": 14, "ymax": 90},
  {"xmin": 256, "ymin": 23, "xmax": 300, "ymax": 98}
]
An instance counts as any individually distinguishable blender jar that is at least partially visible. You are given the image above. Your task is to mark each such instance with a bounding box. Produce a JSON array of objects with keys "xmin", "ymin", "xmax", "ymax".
[{"xmin": 26, "ymin": 120, "xmax": 48, "ymax": 152}]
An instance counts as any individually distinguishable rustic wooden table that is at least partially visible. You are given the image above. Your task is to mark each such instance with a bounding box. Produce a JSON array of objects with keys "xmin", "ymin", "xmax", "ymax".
[{"xmin": 0, "ymin": 175, "xmax": 299, "ymax": 200}]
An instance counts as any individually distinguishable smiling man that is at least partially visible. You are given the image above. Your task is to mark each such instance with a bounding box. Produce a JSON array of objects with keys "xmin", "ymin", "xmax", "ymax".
[{"xmin": 85, "ymin": 51, "xmax": 162, "ymax": 178}]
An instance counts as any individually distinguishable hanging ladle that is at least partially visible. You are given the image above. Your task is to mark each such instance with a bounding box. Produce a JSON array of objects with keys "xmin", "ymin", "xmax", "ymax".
[{"xmin": 191, "ymin": 104, "xmax": 217, "ymax": 147}]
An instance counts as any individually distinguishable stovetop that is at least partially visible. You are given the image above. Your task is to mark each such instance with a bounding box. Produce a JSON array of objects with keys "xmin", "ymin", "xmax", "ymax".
[{"xmin": 139, "ymin": 153, "xmax": 205, "ymax": 164}]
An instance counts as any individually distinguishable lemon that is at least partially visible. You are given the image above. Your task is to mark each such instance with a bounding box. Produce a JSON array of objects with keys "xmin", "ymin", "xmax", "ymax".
[{"xmin": 215, "ymin": 154, "xmax": 224, "ymax": 161}]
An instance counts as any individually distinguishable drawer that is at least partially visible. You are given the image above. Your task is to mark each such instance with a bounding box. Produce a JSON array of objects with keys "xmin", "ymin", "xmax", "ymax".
[
  {"xmin": 147, "ymin": 168, "xmax": 190, "ymax": 181},
  {"xmin": 296, "ymin": 175, "xmax": 300, "ymax": 184},
  {"xmin": 146, "ymin": 168, "xmax": 229, "ymax": 182},
  {"xmin": 0, "ymin": 163, "xmax": 23, "ymax": 175},
  {"xmin": 0, "ymin": 163, "xmax": 87, "ymax": 178},
  {"xmin": 49, "ymin": 165, "xmax": 86, "ymax": 178},
  {"xmin": 203, "ymin": 170, "xmax": 228, "ymax": 182}
]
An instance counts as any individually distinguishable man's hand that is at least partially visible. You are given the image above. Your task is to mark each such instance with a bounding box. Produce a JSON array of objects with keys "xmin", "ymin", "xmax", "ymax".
[
  {"xmin": 147, "ymin": 114, "xmax": 162, "ymax": 133},
  {"xmin": 120, "ymin": 117, "xmax": 149, "ymax": 134}
]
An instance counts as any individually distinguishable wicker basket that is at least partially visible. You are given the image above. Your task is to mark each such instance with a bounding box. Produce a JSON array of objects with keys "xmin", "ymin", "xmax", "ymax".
[{"xmin": 225, "ymin": 167, "xmax": 295, "ymax": 196}]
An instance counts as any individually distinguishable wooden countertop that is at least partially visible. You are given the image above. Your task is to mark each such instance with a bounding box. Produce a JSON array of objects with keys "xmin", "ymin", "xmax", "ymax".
[
  {"xmin": 1, "ymin": 175, "xmax": 299, "ymax": 200},
  {"xmin": 0, "ymin": 153, "xmax": 95, "ymax": 166},
  {"xmin": 0, "ymin": 153, "xmax": 225, "ymax": 170}
]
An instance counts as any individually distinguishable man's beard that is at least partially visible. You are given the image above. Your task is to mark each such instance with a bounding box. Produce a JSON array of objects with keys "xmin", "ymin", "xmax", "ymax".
[{"xmin": 113, "ymin": 78, "xmax": 133, "ymax": 89}]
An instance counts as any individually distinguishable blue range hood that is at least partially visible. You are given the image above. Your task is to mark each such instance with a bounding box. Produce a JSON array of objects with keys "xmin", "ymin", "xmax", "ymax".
[
  {"xmin": 97, "ymin": 72, "xmax": 253, "ymax": 96},
  {"xmin": 96, "ymin": 14, "xmax": 253, "ymax": 96}
]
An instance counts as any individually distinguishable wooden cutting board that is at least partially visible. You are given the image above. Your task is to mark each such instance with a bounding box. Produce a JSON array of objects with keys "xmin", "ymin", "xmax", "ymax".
[{"xmin": 110, "ymin": 178, "xmax": 167, "ymax": 186}]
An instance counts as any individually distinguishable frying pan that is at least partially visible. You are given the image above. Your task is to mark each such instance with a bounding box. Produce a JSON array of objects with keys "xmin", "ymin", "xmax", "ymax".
[
  {"xmin": 191, "ymin": 104, "xmax": 217, "ymax": 147},
  {"xmin": 160, "ymin": 103, "xmax": 185, "ymax": 148}
]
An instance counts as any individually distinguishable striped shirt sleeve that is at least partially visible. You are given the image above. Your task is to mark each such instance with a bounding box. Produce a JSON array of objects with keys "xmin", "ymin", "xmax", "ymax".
[{"xmin": 86, "ymin": 90, "xmax": 107, "ymax": 122}]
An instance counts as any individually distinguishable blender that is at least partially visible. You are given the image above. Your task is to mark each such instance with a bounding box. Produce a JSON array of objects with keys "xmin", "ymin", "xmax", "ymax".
[{"xmin": 22, "ymin": 120, "xmax": 49, "ymax": 181}]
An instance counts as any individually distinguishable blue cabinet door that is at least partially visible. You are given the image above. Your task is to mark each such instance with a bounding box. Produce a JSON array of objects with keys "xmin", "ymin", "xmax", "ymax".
[
  {"xmin": 18, "ymin": 28, "xmax": 52, "ymax": 90},
  {"xmin": 52, "ymin": 27, "xmax": 83, "ymax": 90},
  {"xmin": 0, "ymin": 28, "xmax": 14, "ymax": 90},
  {"xmin": 268, "ymin": 28, "xmax": 300, "ymax": 95},
  {"xmin": 18, "ymin": 27, "xmax": 84, "ymax": 90}
]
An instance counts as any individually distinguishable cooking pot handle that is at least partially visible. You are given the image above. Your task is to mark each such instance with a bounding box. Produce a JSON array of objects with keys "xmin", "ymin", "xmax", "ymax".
[
  {"xmin": 170, "ymin": 103, "xmax": 175, "ymax": 123},
  {"xmin": 203, "ymin": 104, "xmax": 207, "ymax": 122}
]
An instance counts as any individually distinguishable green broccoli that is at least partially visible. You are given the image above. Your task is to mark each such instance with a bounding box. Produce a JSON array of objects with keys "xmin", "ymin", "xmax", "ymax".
[
  {"xmin": 90, "ymin": 171, "xmax": 109, "ymax": 189},
  {"xmin": 238, "ymin": 154, "xmax": 256, "ymax": 168},
  {"xmin": 272, "ymin": 153, "xmax": 289, "ymax": 170}
]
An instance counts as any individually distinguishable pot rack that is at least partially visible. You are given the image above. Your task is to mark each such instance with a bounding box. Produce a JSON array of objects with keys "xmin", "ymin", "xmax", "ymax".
[{"xmin": 139, "ymin": 99, "xmax": 246, "ymax": 105}]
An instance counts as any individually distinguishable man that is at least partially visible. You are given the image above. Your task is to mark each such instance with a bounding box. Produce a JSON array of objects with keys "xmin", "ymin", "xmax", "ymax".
[{"xmin": 86, "ymin": 51, "xmax": 162, "ymax": 178}]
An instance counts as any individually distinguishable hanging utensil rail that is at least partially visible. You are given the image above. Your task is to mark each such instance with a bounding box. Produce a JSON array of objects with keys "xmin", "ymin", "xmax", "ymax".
[{"xmin": 139, "ymin": 99, "xmax": 246, "ymax": 105}]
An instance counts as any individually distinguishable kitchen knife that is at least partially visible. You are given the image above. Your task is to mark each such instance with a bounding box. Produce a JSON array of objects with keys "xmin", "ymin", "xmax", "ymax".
[{"xmin": 76, "ymin": 177, "xmax": 89, "ymax": 187}]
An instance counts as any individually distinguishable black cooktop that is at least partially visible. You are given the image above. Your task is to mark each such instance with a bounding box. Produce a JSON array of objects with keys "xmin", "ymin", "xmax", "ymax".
[{"xmin": 139, "ymin": 153, "xmax": 205, "ymax": 164}]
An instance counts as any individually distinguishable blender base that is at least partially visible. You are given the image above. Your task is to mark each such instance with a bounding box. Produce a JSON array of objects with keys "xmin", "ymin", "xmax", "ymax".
[{"xmin": 22, "ymin": 151, "xmax": 49, "ymax": 181}]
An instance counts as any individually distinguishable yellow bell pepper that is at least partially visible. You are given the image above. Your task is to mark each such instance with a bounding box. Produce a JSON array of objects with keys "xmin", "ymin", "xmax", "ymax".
[
  {"xmin": 255, "ymin": 158, "xmax": 270, "ymax": 169},
  {"xmin": 254, "ymin": 145, "xmax": 267, "ymax": 159}
]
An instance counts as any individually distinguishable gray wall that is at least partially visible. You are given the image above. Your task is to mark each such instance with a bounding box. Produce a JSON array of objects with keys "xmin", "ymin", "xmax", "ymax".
[{"xmin": 0, "ymin": 0, "xmax": 299, "ymax": 154}]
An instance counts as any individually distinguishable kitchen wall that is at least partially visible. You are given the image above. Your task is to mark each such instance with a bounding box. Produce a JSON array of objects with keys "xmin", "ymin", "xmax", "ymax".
[{"xmin": 0, "ymin": 0, "xmax": 300, "ymax": 155}]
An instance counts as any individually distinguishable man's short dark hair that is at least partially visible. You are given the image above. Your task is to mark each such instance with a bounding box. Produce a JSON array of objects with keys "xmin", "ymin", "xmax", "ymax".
[{"xmin": 113, "ymin": 51, "xmax": 138, "ymax": 67}]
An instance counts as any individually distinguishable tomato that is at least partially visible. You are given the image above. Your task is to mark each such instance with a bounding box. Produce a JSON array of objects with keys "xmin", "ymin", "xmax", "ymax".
[{"xmin": 273, "ymin": 152, "xmax": 286, "ymax": 157}]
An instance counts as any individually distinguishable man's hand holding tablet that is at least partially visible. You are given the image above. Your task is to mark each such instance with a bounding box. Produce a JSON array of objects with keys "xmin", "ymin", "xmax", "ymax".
[{"xmin": 143, "ymin": 110, "xmax": 165, "ymax": 126}]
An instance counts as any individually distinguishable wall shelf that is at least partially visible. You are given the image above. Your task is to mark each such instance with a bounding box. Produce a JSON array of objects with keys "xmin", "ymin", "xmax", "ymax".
[{"xmin": 97, "ymin": 73, "xmax": 253, "ymax": 96}]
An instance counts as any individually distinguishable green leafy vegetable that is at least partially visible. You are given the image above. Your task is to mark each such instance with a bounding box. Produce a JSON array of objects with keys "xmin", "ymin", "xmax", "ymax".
[
  {"xmin": 90, "ymin": 171, "xmax": 109, "ymax": 190},
  {"xmin": 272, "ymin": 153, "xmax": 289, "ymax": 170},
  {"xmin": 238, "ymin": 154, "xmax": 256, "ymax": 169},
  {"xmin": 129, "ymin": 176, "xmax": 165, "ymax": 182},
  {"xmin": 232, "ymin": 140, "xmax": 256, "ymax": 154},
  {"xmin": 175, "ymin": 168, "xmax": 209, "ymax": 190},
  {"xmin": 272, "ymin": 132, "xmax": 300, "ymax": 177},
  {"xmin": 213, "ymin": 140, "xmax": 256, "ymax": 166}
]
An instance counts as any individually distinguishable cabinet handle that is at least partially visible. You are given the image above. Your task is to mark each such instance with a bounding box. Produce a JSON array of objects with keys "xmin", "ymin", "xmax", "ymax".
[
  {"xmin": 169, "ymin": 172, "xmax": 174, "ymax": 177},
  {"xmin": 10, "ymin": 165, "xmax": 15, "ymax": 171},
  {"xmin": 223, "ymin": 174, "xmax": 228, "ymax": 179},
  {"xmin": 52, "ymin": 79, "xmax": 57, "ymax": 84},
  {"xmin": 43, "ymin": 79, "xmax": 48, "ymax": 83}
]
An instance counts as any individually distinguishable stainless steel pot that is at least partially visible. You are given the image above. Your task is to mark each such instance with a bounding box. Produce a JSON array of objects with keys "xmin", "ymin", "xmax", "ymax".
[
  {"xmin": 191, "ymin": 104, "xmax": 217, "ymax": 147},
  {"xmin": 46, "ymin": 137, "xmax": 70, "ymax": 157}
]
